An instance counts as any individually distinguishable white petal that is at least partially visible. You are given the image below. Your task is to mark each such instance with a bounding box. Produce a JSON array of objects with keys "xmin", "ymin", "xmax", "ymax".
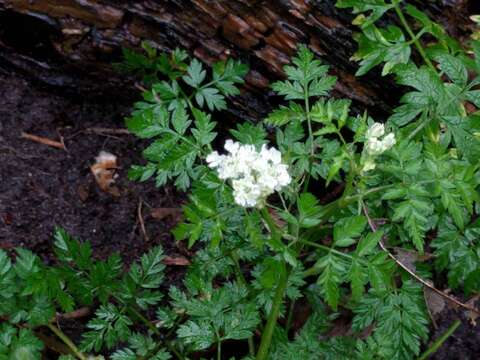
[{"xmin": 366, "ymin": 123, "xmax": 385, "ymax": 139}]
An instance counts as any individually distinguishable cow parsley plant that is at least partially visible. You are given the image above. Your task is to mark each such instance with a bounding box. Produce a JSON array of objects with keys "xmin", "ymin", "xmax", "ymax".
[{"xmin": 2, "ymin": 2, "xmax": 480, "ymax": 359}]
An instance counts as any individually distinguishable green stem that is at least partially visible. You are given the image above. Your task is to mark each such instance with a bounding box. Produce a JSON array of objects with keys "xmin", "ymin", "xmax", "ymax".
[
  {"xmin": 47, "ymin": 323, "xmax": 87, "ymax": 360},
  {"xmin": 217, "ymin": 338, "xmax": 222, "ymax": 360},
  {"xmin": 127, "ymin": 306, "xmax": 161, "ymax": 336},
  {"xmin": 418, "ymin": 320, "xmax": 461, "ymax": 360},
  {"xmin": 285, "ymin": 300, "xmax": 295, "ymax": 333},
  {"xmin": 303, "ymin": 79, "xmax": 315, "ymax": 193},
  {"xmin": 256, "ymin": 262, "xmax": 289, "ymax": 360},
  {"xmin": 300, "ymin": 240, "xmax": 373, "ymax": 278},
  {"xmin": 300, "ymin": 240, "xmax": 356, "ymax": 262},
  {"xmin": 114, "ymin": 297, "xmax": 185, "ymax": 360},
  {"xmin": 393, "ymin": 3, "xmax": 436, "ymax": 72},
  {"xmin": 306, "ymin": 98, "xmax": 314, "ymax": 158},
  {"xmin": 231, "ymin": 252, "xmax": 255, "ymax": 356},
  {"xmin": 126, "ymin": 305, "xmax": 186, "ymax": 360}
]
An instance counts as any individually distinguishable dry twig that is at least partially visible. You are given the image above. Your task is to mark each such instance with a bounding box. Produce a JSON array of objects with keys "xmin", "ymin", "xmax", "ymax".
[
  {"xmin": 53, "ymin": 307, "xmax": 91, "ymax": 321},
  {"xmin": 135, "ymin": 83, "xmax": 148, "ymax": 92},
  {"xmin": 138, "ymin": 199, "xmax": 150, "ymax": 241},
  {"xmin": 163, "ymin": 256, "xmax": 191, "ymax": 266},
  {"xmin": 21, "ymin": 132, "xmax": 66, "ymax": 150},
  {"xmin": 361, "ymin": 202, "xmax": 480, "ymax": 315},
  {"xmin": 85, "ymin": 127, "xmax": 131, "ymax": 135}
]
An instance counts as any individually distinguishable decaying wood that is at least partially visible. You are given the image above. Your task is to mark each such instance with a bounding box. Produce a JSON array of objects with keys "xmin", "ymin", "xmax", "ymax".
[{"xmin": 0, "ymin": 1, "xmax": 475, "ymax": 122}]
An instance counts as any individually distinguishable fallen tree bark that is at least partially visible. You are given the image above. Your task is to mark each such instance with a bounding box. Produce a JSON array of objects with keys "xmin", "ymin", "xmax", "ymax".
[{"xmin": 0, "ymin": 0, "xmax": 476, "ymax": 121}]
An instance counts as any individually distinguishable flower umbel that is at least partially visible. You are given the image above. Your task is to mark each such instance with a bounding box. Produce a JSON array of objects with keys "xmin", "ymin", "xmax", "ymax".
[
  {"xmin": 362, "ymin": 123, "xmax": 396, "ymax": 172},
  {"xmin": 207, "ymin": 140, "xmax": 291, "ymax": 207}
]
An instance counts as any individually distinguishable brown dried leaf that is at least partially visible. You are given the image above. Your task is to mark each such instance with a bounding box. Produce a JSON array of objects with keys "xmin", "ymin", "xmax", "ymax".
[
  {"xmin": 424, "ymin": 286, "xmax": 446, "ymax": 318},
  {"xmin": 90, "ymin": 151, "xmax": 120, "ymax": 196},
  {"xmin": 466, "ymin": 295, "xmax": 480, "ymax": 326},
  {"xmin": 394, "ymin": 248, "xmax": 419, "ymax": 272}
]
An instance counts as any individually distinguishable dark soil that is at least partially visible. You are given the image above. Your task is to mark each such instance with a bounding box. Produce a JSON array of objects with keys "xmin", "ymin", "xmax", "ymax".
[
  {"xmin": 0, "ymin": 73, "xmax": 186, "ymax": 274},
  {"xmin": 1, "ymin": 73, "xmax": 479, "ymax": 359}
]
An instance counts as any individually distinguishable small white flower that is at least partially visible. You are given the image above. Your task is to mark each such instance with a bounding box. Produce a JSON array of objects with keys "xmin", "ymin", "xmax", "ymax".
[
  {"xmin": 366, "ymin": 137, "xmax": 384, "ymax": 156},
  {"xmin": 224, "ymin": 139, "xmax": 240, "ymax": 154},
  {"xmin": 362, "ymin": 123, "xmax": 396, "ymax": 172},
  {"xmin": 365, "ymin": 122, "xmax": 385, "ymax": 139},
  {"xmin": 206, "ymin": 151, "xmax": 224, "ymax": 168},
  {"xmin": 232, "ymin": 177, "xmax": 262, "ymax": 207},
  {"xmin": 381, "ymin": 132, "xmax": 396, "ymax": 150},
  {"xmin": 261, "ymin": 144, "xmax": 282, "ymax": 164},
  {"xmin": 207, "ymin": 140, "xmax": 291, "ymax": 207},
  {"xmin": 362, "ymin": 158, "xmax": 376, "ymax": 172}
]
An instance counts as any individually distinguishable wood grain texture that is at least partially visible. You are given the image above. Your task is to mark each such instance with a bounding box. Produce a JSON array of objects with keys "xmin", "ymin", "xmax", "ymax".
[{"xmin": 0, "ymin": 0, "xmax": 475, "ymax": 120}]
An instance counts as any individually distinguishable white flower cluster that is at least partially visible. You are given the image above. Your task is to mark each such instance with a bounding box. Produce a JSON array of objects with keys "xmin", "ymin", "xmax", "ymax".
[
  {"xmin": 206, "ymin": 140, "xmax": 291, "ymax": 208},
  {"xmin": 362, "ymin": 123, "xmax": 396, "ymax": 172}
]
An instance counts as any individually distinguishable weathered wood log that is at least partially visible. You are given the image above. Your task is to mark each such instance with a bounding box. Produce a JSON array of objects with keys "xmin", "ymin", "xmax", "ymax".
[{"xmin": 0, "ymin": 0, "xmax": 476, "ymax": 121}]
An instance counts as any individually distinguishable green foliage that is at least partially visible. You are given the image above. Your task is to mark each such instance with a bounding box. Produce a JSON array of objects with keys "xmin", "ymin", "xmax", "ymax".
[
  {"xmin": 173, "ymin": 282, "xmax": 260, "ymax": 351},
  {"xmin": 122, "ymin": 46, "xmax": 248, "ymax": 190},
  {"xmin": 120, "ymin": 33, "xmax": 479, "ymax": 359},
  {"xmin": 432, "ymin": 218, "xmax": 480, "ymax": 293},
  {"xmin": 336, "ymin": 0, "xmax": 395, "ymax": 28},
  {"xmin": 352, "ymin": 281, "xmax": 429, "ymax": 360},
  {"xmin": 8, "ymin": 6, "xmax": 480, "ymax": 358},
  {"xmin": 337, "ymin": 0, "xmax": 480, "ymax": 167},
  {"xmin": 118, "ymin": 246, "xmax": 165, "ymax": 309},
  {"xmin": 270, "ymin": 45, "xmax": 336, "ymax": 101},
  {"xmin": 0, "ymin": 325, "xmax": 43, "ymax": 360},
  {"xmin": 271, "ymin": 311, "xmax": 356, "ymax": 359},
  {"xmin": 115, "ymin": 42, "xmax": 188, "ymax": 85},
  {"xmin": 81, "ymin": 304, "xmax": 133, "ymax": 352},
  {"xmin": 0, "ymin": 228, "xmax": 173, "ymax": 359}
]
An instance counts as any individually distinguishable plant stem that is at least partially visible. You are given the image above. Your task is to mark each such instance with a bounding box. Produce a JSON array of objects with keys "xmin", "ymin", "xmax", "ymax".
[
  {"xmin": 300, "ymin": 240, "xmax": 355, "ymax": 261},
  {"xmin": 126, "ymin": 304, "xmax": 186, "ymax": 360},
  {"xmin": 256, "ymin": 262, "xmax": 288, "ymax": 360},
  {"xmin": 127, "ymin": 305, "xmax": 161, "ymax": 336},
  {"xmin": 418, "ymin": 320, "xmax": 461, "ymax": 360},
  {"xmin": 393, "ymin": 3, "xmax": 436, "ymax": 72},
  {"xmin": 231, "ymin": 252, "xmax": 255, "ymax": 356},
  {"xmin": 217, "ymin": 340, "xmax": 222, "ymax": 360},
  {"xmin": 300, "ymin": 239, "xmax": 373, "ymax": 278},
  {"xmin": 285, "ymin": 300, "xmax": 295, "ymax": 333},
  {"xmin": 47, "ymin": 323, "xmax": 87, "ymax": 360},
  {"xmin": 303, "ymin": 78, "xmax": 315, "ymax": 193}
]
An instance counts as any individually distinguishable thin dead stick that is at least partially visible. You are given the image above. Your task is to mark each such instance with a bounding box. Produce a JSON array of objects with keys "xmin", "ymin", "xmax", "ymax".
[
  {"xmin": 135, "ymin": 83, "xmax": 148, "ymax": 92},
  {"xmin": 138, "ymin": 199, "xmax": 150, "ymax": 241},
  {"xmin": 85, "ymin": 127, "xmax": 131, "ymax": 135},
  {"xmin": 21, "ymin": 132, "xmax": 66, "ymax": 150},
  {"xmin": 50, "ymin": 307, "xmax": 91, "ymax": 322},
  {"xmin": 56, "ymin": 129, "xmax": 67, "ymax": 150},
  {"xmin": 361, "ymin": 202, "xmax": 480, "ymax": 315}
]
